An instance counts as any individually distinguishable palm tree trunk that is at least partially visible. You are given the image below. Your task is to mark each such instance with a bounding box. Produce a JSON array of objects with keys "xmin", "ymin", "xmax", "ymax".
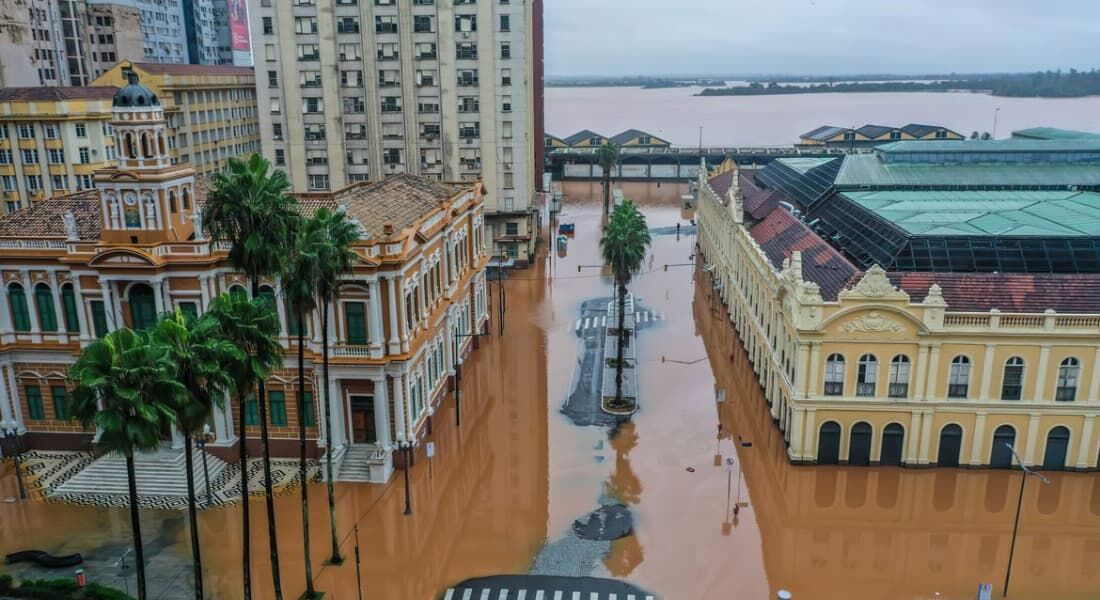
[
  {"xmin": 321, "ymin": 300, "xmax": 342, "ymax": 564},
  {"xmin": 616, "ymin": 282, "xmax": 626, "ymax": 405},
  {"xmin": 125, "ymin": 450, "xmax": 148, "ymax": 600},
  {"xmin": 603, "ymin": 172, "xmax": 611, "ymax": 215},
  {"xmin": 251, "ymin": 277, "xmax": 283, "ymax": 600},
  {"xmin": 184, "ymin": 434, "xmax": 204, "ymax": 600},
  {"xmin": 239, "ymin": 391, "xmax": 252, "ymax": 600},
  {"xmin": 297, "ymin": 315, "xmax": 315, "ymax": 597}
]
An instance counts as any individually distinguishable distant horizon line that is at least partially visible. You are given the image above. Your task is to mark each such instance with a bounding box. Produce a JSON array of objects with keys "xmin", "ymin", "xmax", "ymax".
[{"xmin": 546, "ymin": 68, "xmax": 1099, "ymax": 80}]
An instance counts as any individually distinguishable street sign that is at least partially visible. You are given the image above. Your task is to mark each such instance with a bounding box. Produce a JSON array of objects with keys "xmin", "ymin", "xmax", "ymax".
[
  {"xmin": 977, "ymin": 583, "xmax": 992, "ymax": 600},
  {"xmin": 426, "ymin": 442, "xmax": 435, "ymax": 458},
  {"xmin": 725, "ymin": 457, "xmax": 735, "ymax": 472}
]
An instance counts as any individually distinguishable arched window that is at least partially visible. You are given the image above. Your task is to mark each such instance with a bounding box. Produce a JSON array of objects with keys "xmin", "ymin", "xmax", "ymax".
[
  {"xmin": 948, "ymin": 356, "xmax": 971, "ymax": 398},
  {"xmin": 34, "ymin": 283, "xmax": 57, "ymax": 332},
  {"xmin": 880, "ymin": 423, "xmax": 905, "ymax": 466},
  {"xmin": 990, "ymin": 425, "xmax": 1016, "ymax": 468},
  {"xmin": 1001, "ymin": 357, "xmax": 1025, "ymax": 400},
  {"xmin": 1042, "ymin": 426, "xmax": 1070, "ymax": 471},
  {"xmin": 824, "ymin": 354, "xmax": 845, "ymax": 396},
  {"xmin": 856, "ymin": 354, "xmax": 877, "ymax": 397},
  {"xmin": 124, "ymin": 132, "xmax": 135, "ymax": 158},
  {"xmin": 849, "ymin": 422, "xmax": 872, "ymax": 466},
  {"xmin": 158, "ymin": 132, "xmax": 166, "ymax": 155},
  {"xmin": 888, "ymin": 355, "xmax": 910, "ymax": 398},
  {"xmin": 7, "ymin": 283, "xmax": 30, "ymax": 332},
  {"xmin": 168, "ymin": 191, "xmax": 177, "ymax": 214},
  {"xmin": 937, "ymin": 424, "xmax": 963, "ymax": 467},
  {"xmin": 60, "ymin": 284, "xmax": 79, "ymax": 333},
  {"xmin": 1056, "ymin": 358, "xmax": 1080, "ymax": 402},
  {"xmin": 141, "ymin": 132, "xmax": 151, "ymax": 158},
  {"xmin": 128, "ymin": 284, "xmax": 157, "ymax": 330},
  {"xmin": 817, "ymin": 421, "xmax": 841, "ymax": 465},
  {"xmin": 182, "ymin": 187, "xmax": 191, "ymax": 210},
  {"xmin": 228, "ymin": 285, "xmax": 248, "ymax": 301}
]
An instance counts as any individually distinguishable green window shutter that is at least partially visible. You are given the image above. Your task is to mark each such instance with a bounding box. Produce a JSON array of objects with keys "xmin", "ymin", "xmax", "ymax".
[
  {"xmin": 8, "ymin": 285, "xmax": 29, "ymax": 332},
  {"xmin": 301, "ymin": 391, "xmax": 314, "ymax": 427},
  {"xmin": 51, "ymin": 386, "xmax": 69, "ymax": 420},
  {"xmin": 344, "ymin": 302, "xmax": 367, "ymax": 345},
  {"xmin": 244, "ymin": 396, "xmax": 259, "ymax": 426},
  {"xmin": 90, "ymin": 300, "xmax": 108, "ymax": 338},
  {"xmin": 26, "ymin": 385, "xmax": 44, "ymax": 420},
  {"xmin": 129, "ymin": 285, "xmax": 156, "ymax": 330},
  {"xmin": 178, "ymin": 301, "xmax": 198, "ymax": 323},
  {"xmin": 61, "ymin": 285, "xmax": 79, "ymax": 333},
  {"xmin": 269, "ymin": 391, "xmax": 287, "ymax": 426},
  {"xmin": 35, "ymin": 285, "xmax": 57, "ymax": 332}
]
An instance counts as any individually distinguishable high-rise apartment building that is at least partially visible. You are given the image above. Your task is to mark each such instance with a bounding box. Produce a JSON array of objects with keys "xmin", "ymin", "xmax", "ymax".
[
  {"xmin": 249, "ymin": 0, "xmax": 544, "ymax": 264},
  {"xmin": 86, "ymin": 3, "xmax": 145, "ymax": 80}
]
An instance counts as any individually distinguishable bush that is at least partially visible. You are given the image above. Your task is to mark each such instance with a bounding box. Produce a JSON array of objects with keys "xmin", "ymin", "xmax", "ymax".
[
  {"xmin": 82, "ymin": 583, "xmax": 136, "ymax": 600},
  {"xmin": 0, "ymin": 574, "xmax": 13, "ymax": 592},
  {"xmin": 0, "ymin": 575, "xmax": 134, "ymax": 600}
]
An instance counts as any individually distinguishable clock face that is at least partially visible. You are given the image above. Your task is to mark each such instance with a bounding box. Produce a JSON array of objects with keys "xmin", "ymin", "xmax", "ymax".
[{"xmin": 124, "ymin": 193, "xmax": 137, "ymax": 206}]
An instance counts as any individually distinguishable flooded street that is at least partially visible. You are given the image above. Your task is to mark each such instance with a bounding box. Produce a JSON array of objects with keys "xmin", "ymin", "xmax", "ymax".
[{"xmin": 4, "ymin": 181, "xmax": 1100, "ymax": 599}]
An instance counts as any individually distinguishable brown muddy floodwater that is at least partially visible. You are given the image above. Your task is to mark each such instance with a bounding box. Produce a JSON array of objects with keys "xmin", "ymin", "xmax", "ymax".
[{"xmin": 4, "ymin": 180, "xmax": 1100, "ymax": 600}]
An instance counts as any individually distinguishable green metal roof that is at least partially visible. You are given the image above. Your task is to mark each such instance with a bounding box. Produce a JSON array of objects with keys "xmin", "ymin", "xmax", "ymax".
[
  {"xmin": 775, "ymin": 157, "xmax": 836, "ymax": 175},
  {"xmin": 841, "ymin": 190, "xmax": 1100, "ymax": 237},
  {"xmin": 1011, "ymin": 127, "xmax": 1100, "ymax": 141},
  {"xmin": 835, "ymin": 154, "xmax": 1100, "ymax": 188},
  {"xmin": 875, "ymin": 139, "xmax": 1100, "ymax": 153}
]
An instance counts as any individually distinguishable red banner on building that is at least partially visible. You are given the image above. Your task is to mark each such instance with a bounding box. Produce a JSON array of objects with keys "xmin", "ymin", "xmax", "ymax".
[{"xmin": 228, "ymin": 0, "xmax": 251, "ymax": 52}]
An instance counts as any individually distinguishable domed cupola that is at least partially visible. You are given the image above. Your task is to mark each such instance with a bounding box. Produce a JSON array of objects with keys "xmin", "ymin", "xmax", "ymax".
[{"xmin": 112, "ymin": 71, "xmax": 160, "ymax": 108}]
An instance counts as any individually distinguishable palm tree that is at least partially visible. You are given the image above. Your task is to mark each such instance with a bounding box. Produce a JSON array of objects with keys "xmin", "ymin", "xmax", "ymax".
[
  {"xmin": 312, "ymin": 207, "xmax": 359, "ymax": 565},
  {"xmin": 206, "ymin": 153, "xmax": 299, "ymax": 600},
  {"xmin": 153, "ymin": 310, "xmax": 241, "ymax": 600},
  {"xmin": 281, "ymin": 216, "xmax": 324, "ymax": 598},
  {"xmin": 595, "ymin": 142, "xmax": 621, "ymax": 216},
  {"xmin": 69, "ymin": 328, "xmax": 184, "ymax": 600},
  {"xmin": 600, "ymin": 201, "xmax": 651, "ymax": 409},
  {"xmin": 204, "ymin": 293, "xmax": 283, "ymax": 600}
]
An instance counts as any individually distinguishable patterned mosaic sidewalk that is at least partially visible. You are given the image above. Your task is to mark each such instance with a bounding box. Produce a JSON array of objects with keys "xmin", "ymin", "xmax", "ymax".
[{"xmin": 12, "ymin": 450, "xmax": 322, "ymax": 511}]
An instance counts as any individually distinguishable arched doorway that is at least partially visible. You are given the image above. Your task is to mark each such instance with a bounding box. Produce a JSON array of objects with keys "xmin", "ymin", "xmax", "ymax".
[
  {"xmin": 937, "ymin": 424, "xmax": 963, "ymax": 467},
  {"xmin": 128, "ymin": 284, "xmax": 157, "ymax": 330},
  {"xmin": 1042, "ymin": 426, "xmax": 1070, "ymax": 471},
  {"xmin": 849, "ymin": 422, "xmax": 872, "ymax": 466},
  {"xmin": 817, "ymin": 421, "xmax": 841, "ymax": 465},
  {"xmin": 880, "ymin": 423, "xmax": 905, "ymax": 466},
  {"xmin": 990, "ymin": 425, "xmax": 1016, "ymax": 468}
]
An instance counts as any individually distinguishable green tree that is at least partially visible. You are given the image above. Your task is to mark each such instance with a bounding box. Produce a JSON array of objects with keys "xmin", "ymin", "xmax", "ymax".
[
  {"xmin": 595, "ymin": 142, "xmax": 621, "ymax": 216},
  {"xmin": 600, "ymin": 201, "xmax": 651, "ymax": 408},
  {"xmin": 281, "ymin": 217, "xmax": 324, "ymax": 598},
  {"xmin": 69, "ymin": 329, "xmax": 184, "ymax": 600},
  {"xmin": 205, "ymin": 153, "xmax": 299, "ymax": 600},
  {"xmin": 153, "ymin": 310, "xmax": 241, "ymax": 600},
  {"xmin": 311, "ymin": 207, "xmax": 359, "ymax": 564},
  {"xmin": 203, "ymin": 293, "xmax": 283, "ymax": 600}
]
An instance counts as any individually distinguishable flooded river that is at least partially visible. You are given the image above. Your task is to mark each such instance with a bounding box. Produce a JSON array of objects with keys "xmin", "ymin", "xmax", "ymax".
[{"xmin": 3, "ymin": 181, "xmax": 1100, "ymax": 599}]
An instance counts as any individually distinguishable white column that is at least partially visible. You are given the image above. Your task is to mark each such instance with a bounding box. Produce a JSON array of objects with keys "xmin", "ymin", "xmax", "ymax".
[
  {"xmin": 21, "ymin": 270, "xmax": 41, "ymax": 341},
  {"xmin": 386, "ymin": 276, "xmax": 400, "ymax": 355},
  {"xmin": 398, "ymin": 284, "xmax": 410, "ymax": 353},
  {"xmin": 0, "ymin": 279, "xmax": 13, "ymax": 344},
  {"xmin": 368, "ymin": 279, "xmax": 384, "ymax": 358},
  {"xmin": 917, "ymin": 411, "xmax": 934, "ymax": 464},
  {"xmin": 374, "ymin": 374, "xmax": 392, "ymax": 449},
  {"xmin": 907, "ymin": 411, "xmax": 922, "ymax": 461},
  {"xmin": 802, "ymin": 409, "xmax": 817, "ymax": 462},
  {"xmin": 1034, "ymin": 344, "xmax": 1051, "ymax": 402},
  {"xmin": 979, "ymin": 344, "xmax": 996, "ymax": 401},
  {"xmin": 212, "ymin": 391, "xmax": 231, "ymax": 443},
  {"xmin": 1075, "ymin": 415, "xmax": 1095, "ymax": 470},
  {"xmin": 99, "ymin": 281, "xmax": 115, "ymax": 332},
  {"xmin": 390, "ymin": 373, "xmax": 406, "ymax": 442},
  {"xmin": 0, "ymin": 363, "xmax": 12, "ymax": 427},
  {"xmin": 5, "ymin": 363, "xmax": 24, "ymax": 431},
  {"xmin": 170, "ymin": 424, "xmax": 184, "ymax": 450},
  {"xmin": 111, "ymin": 281, "xmax": 124, "ymax": 329},
  {"xmin": 198, "ymin": 274, "xmax": 210, "ymax": 311},
  {"xmin": 1088, "ymin": 349, "xmax": 1100, "ymax": 403},
  {"xmin": 925, "ymin": 344, "xmax": 942, "ymax": 401},
  {"xmin": 913, "ymin": 343, "xmax": 930, "ymax": 401},
  {"xmin": 328, "ymin": 372, "xmax": 346, "ymax": 448},
  {"xmin": 273, "ymin": 280, "xmax": 289, "ymax": 342},
  {"xmin": 1023, "ymin": 413, "xmax": 1041, "ymax": 466},
  {"xmin": 71, "ymin": 275, "xmax": 90, "ymax": 344},
  {"xmin": 788, "ymin": 407, "xmax": 804, "ymax": 460},
  {"xmin": 161, "ymin": 278, "xmax": 173, "ymax": 313},
  {"xmin": 47, "ymin": 271, "xmax": 67, "ymax": 344},
  {"xmin": 806, "ymin": 343, "xmax": 821, "ymax": 398},
  {"xmin": 969, "ymin": 412, "xmax": 987, "ymax": 466},
  {"xmin": 152, "ymin": 280, "xmax": 165, "ymax": 315}
]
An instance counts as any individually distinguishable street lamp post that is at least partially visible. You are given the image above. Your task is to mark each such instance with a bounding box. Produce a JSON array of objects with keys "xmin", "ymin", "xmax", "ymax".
[
  {"xmin": 400, "ymin": 441, "xmax": 413, "ymax": 516},
  {"xmin": 1003, "ymin": 443, "xmax": 1050, "ymax": 598},
  {"xmin": 992, "ymin": 107, "xmax": 1002, "ymax": 139},
  {"xmin": 1, "ymin": 419, "xmax": 26, "ymax": 500},
  {"xmin": 196, "ymin": 423, "xmax": 215, "ymax": 507}
]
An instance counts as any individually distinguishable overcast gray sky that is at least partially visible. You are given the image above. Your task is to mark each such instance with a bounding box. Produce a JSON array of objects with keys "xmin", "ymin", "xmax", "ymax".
[{"xmin": 545, "ymin": 0, "xmax": 1100, "ymax": 77}]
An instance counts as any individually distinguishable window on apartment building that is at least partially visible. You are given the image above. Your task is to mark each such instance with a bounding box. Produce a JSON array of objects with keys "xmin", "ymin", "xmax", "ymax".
[
  {"xmin": 413, "ymin": 0, "xmax": 433, "ymax": 4},
  {"xmin": 300, "ymin": 71, "xmax": 322, "ymax": 88},
  {"xmin": 413, "ymin": 15, "xmax": 433, "ymax": 32},
  {"xmin": 377, "ymin": 70, "xmax": 399, "ymax": 87},
  {"xmin": 1, "ymin": 176, "xmax": 14, "ymax": 191},
  {"xmin": 375, "ymin": 16, "xmax": 397, "ymax": 33},
  {"xmin": 344, "ymin": 302, "xmax": 367, "ymax": 345},
  {"xmin": 303, "ymin": 98, "xmax": 323, "ymax": 113},
  {"xmin": 377, "ymin": 43, "xmax": 398, "ymax": 60},
  {"xmin": 342, "ymin": 70, "xmax": 364, "ymax": 88},
  {"xmin": 0, "ymin": 125, "xmax": 8, "ymax": 139},
  {"xmin": 47, "ymin": 149, "xmax": 64, "ymax": 164},
  {"xmin": 459, "ymin": 122, "xmax": 480, "ymax": 139},
  {"xmin": 823, "ymin": 354, "xmax": 845, "ymax": 396},
  {"xmin": 500, "ymin": 14, "xmax": 510, "ymax": 31},
  {"xmin": 339, "ymin": 43, "xmax": 361, "ymax": 61},
  {"xmin": 380, "ymin": 96, "xmax": 401, "ymax": 112},
  {"xmin": 455, "ymin": 14, "xmax": 477, "ymax": 32},
  {"xmin": 265, "ymin": 44, "xmax": 276, "ymax": 61},
  {"xmin": 456, "ymin": 42, "xmax": 477, "ymax": 60},
  {"xmin": 502, "ymin": 121, "xmax": 513, "ymax": 138},
  {"xmin": 51, "ymin": 175, "xmax": 68, "ymax": 190},
  {"xmin": 304, "ymin": 124, "xmax": 325, "ymax": 140},
  {"xmin": 501, "ymin": 42, "xmax": 511, "ymax": 59},
  {"xmin": 458, "ymin": 69, "xmax": 478, "ymax": 86},
  {"xmin": 33, "ymin": 283, "xmax": 57, "ymax": 331},
  {"xmin": 458, "ymin": 96, "xmax": 479, "ymax": 113},
  {"xmin": 308, "ymin": 174, "xmax": 329, "ymax": 191},
  {"xmin": 888, "ymin": 355, "xmax": 910, "ymax": 398},
  {"xmin": 262, "ymin": 17, "xmax": 274, "ymax": 35},
  {"xmin": 948, "ymin": 356, "xmax": 971, "ymax": 398},
  {"xmin": 338, "ymin": 17, "xmax": 360, "ymax": 34},
  {"xmin": 301, "ymin": 392, "xmax": 315, "ymax": 426},
  {"xmin": 1056, "ymin": 357, "xmax": 1080, "ymax": 401},
  {"xmin": 416, "ymin": 42, "xmax": 437, "ymax": 60},
  {"xmin": 503, "ymin": 172, "xmax": 514, "ymax": 189},
  {"xmin": 383, "ymin": 148, "xmax": 401, "ymax": 164},
  {"xmin": 344, "ymin": 124, "xmax": 367, "ymax": 140},
  {"xmin": 336, "ymin": 0, "xmax": 357, "ymax": 5},
  {"xmin": 274, "ymin": 149, "xmax": 285, "ymax": 166},
  {"xmin": 856, "ymin": 354, "xmax": 877, "ymax": 397},
  {"xmin": 505, "ymin": 222, "xmax": 518, "ymax": 236},
  {"xmin": 416, "ymin": 70, "xmax": 436, "ymax": 87},
  {"xmin": 298, "ymin": 44, "xmax": 320, "ymax": 60},
  {"xmin": 244, "ymin": 396, "xmax": 259, "ymax": 426},
  {"xmin": 77, "ymin": 175, "xmax": 93, "ymax": 190},
  {"xmin": 272, "ymin": 123, "xmax": 283, "ymax": 140},
  {"xmin": 501, "ymin": 95, "xmax": 512, "ymax": 112},
  {"xmin": 1000, "ymin": 357, "xmax": 1025, "ymax": 401},
  {"xmin": 270, "ymin": 98, "xmax": 282, "ymax": 114},
  {"xmin": 501, "ymin": 68, "xmax": 512, "ymax": 86},
  {"xmin": 21, "ymin": 149, "xmax": 38, "ymax": 164},
  {"xmin": 8, "ymin": 283, "xmax": 30, "ymax": 332},
  {"xmin": 0, "ymin": 151, "xmax": 9, "ymax": 165},
  {"xmin": 418, "ymin": 97, "xmax": 440, "ymax": 113},
  {"xmin": 344, "ymin": 97, "xmax": 366, "ymax": 113},
  {"xmin": 268, "ymin": 70, "xmax": 278, "ymax": 87},
  {"xmin": 17, "ymin": 123, "xmax": 34, "ymax": 139}
]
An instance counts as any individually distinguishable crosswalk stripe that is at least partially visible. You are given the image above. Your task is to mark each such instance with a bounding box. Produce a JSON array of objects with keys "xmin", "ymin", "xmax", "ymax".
[
  {"xmin": 572, "ymin": 593, "xmax": 581, "ymax": 600},
  {"xmin": 535, "ymin": 591, "xmax": 544, "ymax": 600},
  {"xmin": 575, "ymin": 319, "xmax": 581, "ymax": 331},
  {"xmin": 553, "ymin": 592, "xmax": 562, "ymax": 600},
  {"xmin": 480, "ymin": 590, "xmax": 490, "ymax": 600},
  {"xmin": 590, "ymin": 593, "xmax": 600, "ymax": 600},
  {"xmin": 601, "ymin": 316, "xmax": 607, "ymax": 327},
  {"xmin": 445, "ymin": 590, "xmax": 454, "ymax": 600},
  {"xmin": 583, "ymin": 317, "xmax": 590, "ymax": 329},
  {"xmin": 499, "ymin": 589, "xmax": 509, "ymax": 600},
  {"xmin": 462, "ymin": 590, "xmax": 472, "ymax": 600},
  {"xmin": 645, "ymin": 596, "xmax": 655, "ymax": 600},
  {"xmin": 627, "ymin": 595, "xmax": 636, "ymax": 600},
  {"xmin": 517, "ymin": 591, "xmax": 527, "ymax": 600},
  {"xmin": 609, "ymin": 595, "xmax": 617, "ymax": 600}
]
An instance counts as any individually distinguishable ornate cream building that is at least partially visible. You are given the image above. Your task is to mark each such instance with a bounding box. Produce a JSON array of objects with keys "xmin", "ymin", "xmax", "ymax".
[
  {"xmin": 0, "ymin": 73, "xmax": 491, "ymax": 484},
  {"xmin": 697, "ymin": 140, "xmax": 1100, "ymax": 471}
]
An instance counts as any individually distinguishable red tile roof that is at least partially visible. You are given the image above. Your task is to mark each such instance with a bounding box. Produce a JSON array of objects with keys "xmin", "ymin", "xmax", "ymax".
[
  {"xmin": 707, "ymin": 169, "xmax": 737, "ymax": 197},
  {"xmin": 749, "ymin": 206, "xmax": 858, "ymax": 300},
  {"xmin": 0, "ymin": 192, "xmax": 102, "ymax": 240},
  {"xmin": 133, "ymin": 63, "xmax": 254, "ymax": 77},
  {"xmin": 0, "ymin": 87, "xmax": 117, "ymax": 102},
  {"xmin": 888, "ymin": 272, "xmax": 1100, "ymax": 313},
  {"xmin": 740, "ymin": 174, "xmax": 784, "ymax": 221}
]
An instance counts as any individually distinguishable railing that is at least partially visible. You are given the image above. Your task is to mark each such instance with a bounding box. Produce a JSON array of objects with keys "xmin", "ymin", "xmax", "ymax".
[
  {"xmin": 0, "ymin": 239, "xmax": 67, "ymax": 249},
  {"xmin": 888, "ymin": 383, "xmax": 909, "ymax": 398},
  {"xmin": 943, "ymin": 311, "xmax": 1100, "ymax": 332},
  {"xmin": 331, "ymin": 344, "xmax": 373, "ymax": 357},
  {"xmin": 943, "ymin": 314, "xmax": 990, "ymax": 327}
]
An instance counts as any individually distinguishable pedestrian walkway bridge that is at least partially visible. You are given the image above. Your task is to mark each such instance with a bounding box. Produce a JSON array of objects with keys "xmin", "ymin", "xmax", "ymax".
[
  {"xmin": 442, "ymin": 575, "xmax": 655, "ymax": 600},
  {"xmin": 548, "ymin": 145, "xmax": 850, "ymax": 181}
]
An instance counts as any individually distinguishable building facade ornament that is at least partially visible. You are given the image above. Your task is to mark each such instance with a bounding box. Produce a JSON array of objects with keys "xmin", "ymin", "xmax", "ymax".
[
  {"xmin": 840, "ymin": 311, "xmax": 905, "ymax": 333},
  {"xmin": 839, "ymin": 265, "xmax": 910, "ymax": 301}
]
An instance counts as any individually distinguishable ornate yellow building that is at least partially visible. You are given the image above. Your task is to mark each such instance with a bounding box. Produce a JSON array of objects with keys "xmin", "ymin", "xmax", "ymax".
[
  {"xmin": 698, "ymin": 141, "xmax": 1100, "ymax": 471},
  {"xmin": 0, "ymin": 74, "xmax": 490, "ymax": 484}
]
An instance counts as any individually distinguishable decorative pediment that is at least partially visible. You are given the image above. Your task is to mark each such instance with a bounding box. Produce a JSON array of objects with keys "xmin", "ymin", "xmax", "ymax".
[
  {"xmin": 839, "ymin": 265, "xmax": 909, "ymax": 301},
  {"xmin": 107, "ymin": 171, "xmax": 141, "ymax": 182},
  {"xmin": 89, "ymin": 248, "xmax": 157, "ymax": 266},
  {"xmin": 840, "ymin": 311, "xmax": 905, "ymax": 333}
]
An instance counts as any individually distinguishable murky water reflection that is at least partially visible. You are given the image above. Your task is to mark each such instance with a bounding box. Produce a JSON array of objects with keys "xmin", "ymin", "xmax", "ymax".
[{"xmin": 2, "ymin": 181, "xmax": 1099, "ymax": 599}]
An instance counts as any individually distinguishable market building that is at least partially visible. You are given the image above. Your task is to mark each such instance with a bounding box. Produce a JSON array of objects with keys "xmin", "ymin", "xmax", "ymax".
[
  {"xmin": 0, "ymin": 73, "xmax": 491, "ymax": 485},
  {"xmin": 797, "ymin": 123, "xmax": 964, "ymax": 148},
  {"xmin": 697, "ymin": 138, "xmax": 1100, "ymax": 470}
]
